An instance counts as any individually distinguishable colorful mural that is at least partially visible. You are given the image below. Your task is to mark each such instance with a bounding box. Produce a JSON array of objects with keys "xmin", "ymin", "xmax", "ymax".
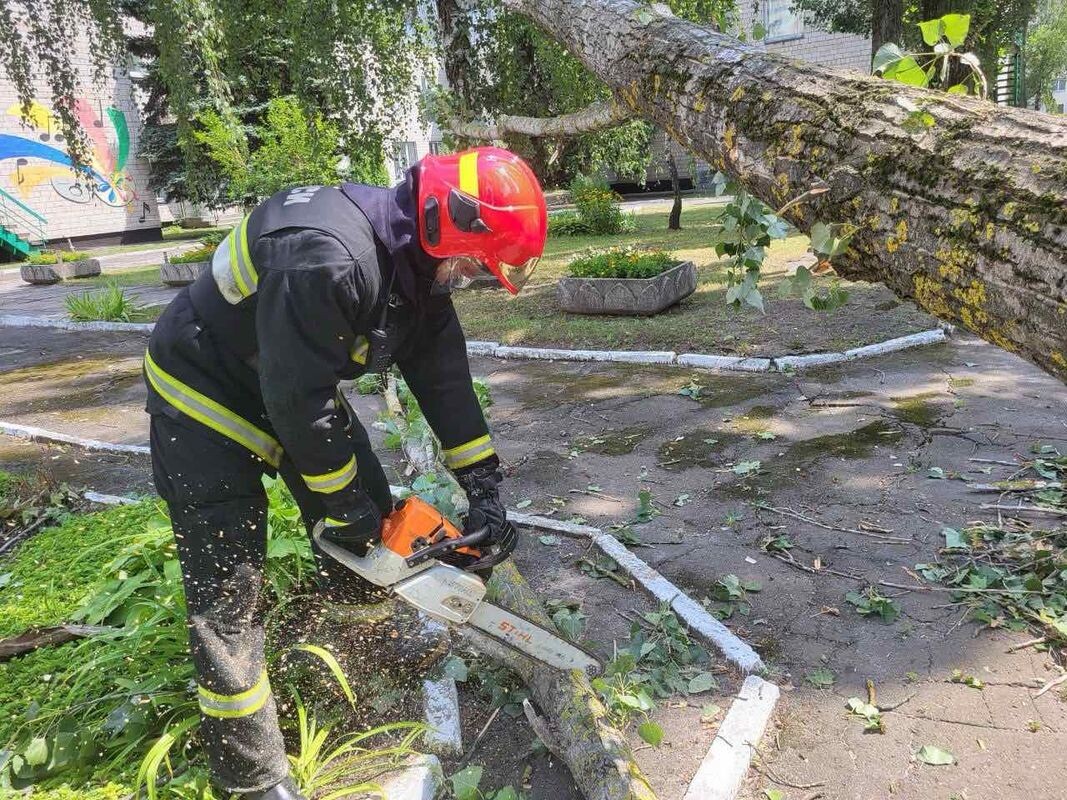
[{"xmin": 0, "ymin": 98, "xmax": 147, "ymax": 214}]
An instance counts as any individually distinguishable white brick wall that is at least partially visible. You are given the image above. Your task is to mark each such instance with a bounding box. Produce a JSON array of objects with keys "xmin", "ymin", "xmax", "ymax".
[
  {"xmin": 741, "ymin": 2, "xmax": 872, "ymax": 75},
  {"xmin": 0, "ymin": 33, "xmax": 160, "ymax": 244}
]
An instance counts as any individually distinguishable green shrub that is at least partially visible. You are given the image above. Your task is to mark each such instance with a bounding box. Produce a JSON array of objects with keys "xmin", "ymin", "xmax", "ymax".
[
  {"xmin": 64, "ymin": 284, "xmax": 141, "ymax": 322},
  {"xmin": 198, "ymin": 228, "xmax": 230, "ymax": 248},
  {"xmin": 567, "ymin": 247, "xmax": 677, "ymax": 280},
  {"xmin": 568, "ymin": 175, "xmax": 633, "ymax": 235},
  {"xmin": 26, "ymin": 251, "xmax": 92, "ymax": 266},
  {"xmin": 547, "ymin": 211, "xmax": 591, "ymax": 236},
  {"xmin": 169, "ymin": 245, "xmax": 216, "ymax": 264}
]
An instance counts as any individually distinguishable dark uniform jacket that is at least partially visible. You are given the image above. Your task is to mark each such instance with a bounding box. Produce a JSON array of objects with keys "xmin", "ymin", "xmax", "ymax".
[{"xmin": 144, "ymin": 178, "xmax": 493, "ymax": 519}]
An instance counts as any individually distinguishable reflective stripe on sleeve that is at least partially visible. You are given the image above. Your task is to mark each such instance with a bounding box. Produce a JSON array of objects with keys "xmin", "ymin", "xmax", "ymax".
[
  {"xmin": 143, "ymin": 350, "xmax": 283, "ymax": 468},
  {"xmin": 458, "ymin": 151, "xmax": 479, "ymax": 198},
  {"xmin": 350, "ymin": 336, "xmax": 370, "ymax": 365},
  {"xmin": 198, "ymin": 670, "xmax": 271, "ymax": 719},
  {"xmin": 229, "ymin": 215, "xmax": 258, "ymax": 298},
  {"xmin": 443, "ymin": 434, "xmax": 494, "ymax": 470},
  {"xmin": 302, "ymin": 455, "xmax": 357, "ymax": 494}
]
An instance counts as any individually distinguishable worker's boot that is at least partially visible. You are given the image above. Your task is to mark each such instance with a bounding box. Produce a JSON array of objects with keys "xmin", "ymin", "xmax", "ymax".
[
  {"xmin": 244, "ymin": 777, "xmax": 306, "ymax": 800},
  {"xmin": 322, "ymin": 596, "xmax": 451, "ymax": 675}
]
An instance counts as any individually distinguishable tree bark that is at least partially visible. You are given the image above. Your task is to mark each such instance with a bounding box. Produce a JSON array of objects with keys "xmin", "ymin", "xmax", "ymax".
[
  {"xmin": 504, "ymin": 0, "xmax": 1067, "ymax": 383},
  {"xmin": 449, "ymin": 99, "xmax": 633, "ymax": 140},
  {"xmin": 666, "ymin": 146, "xmax": 682, "ymax": 230},
  {"xmin": 870, "ymin": 0, "xmax": 904, "ymax": 62}
]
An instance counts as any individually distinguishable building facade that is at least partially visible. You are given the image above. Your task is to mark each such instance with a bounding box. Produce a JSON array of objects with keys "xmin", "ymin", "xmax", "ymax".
[{"xmin": 0, "ymin": 36, "xmax": 161, "ymax": 255}]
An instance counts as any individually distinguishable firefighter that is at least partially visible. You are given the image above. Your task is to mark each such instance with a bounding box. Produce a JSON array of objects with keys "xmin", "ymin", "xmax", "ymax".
[{"xmin": 144, "ymin": 147, "xmax": 547, "ymax": 799}]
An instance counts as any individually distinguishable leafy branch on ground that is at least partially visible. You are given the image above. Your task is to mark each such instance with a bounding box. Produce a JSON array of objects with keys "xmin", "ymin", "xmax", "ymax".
[
  {"xmin": 592, "ymin": 604, "xmax": 719, "ymax": 747},
  {"xmin": 845, "ymin": 587, "xmax": 901, "ymax": 623},
  {"xmin": 916, "ymin": 444, "xmax": 1067, "ymax": 662},
  {"xmin": 874, "ymin": 14, "xmax": 988, "ymax": 98}
]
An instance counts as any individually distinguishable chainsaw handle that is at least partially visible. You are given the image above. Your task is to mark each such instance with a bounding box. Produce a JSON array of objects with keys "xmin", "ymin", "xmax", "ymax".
[{"xmin": 404, "ymin": 526, "xmax": 490, "ymax": 567}]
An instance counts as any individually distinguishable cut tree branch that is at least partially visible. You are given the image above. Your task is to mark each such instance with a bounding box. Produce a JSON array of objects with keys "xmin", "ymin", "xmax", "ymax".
[
  {"xmin": 503, "ymin": 0, "xmax": 1067, "ymax": 383},
  {"xmin": 449, "ymin": 99, "xmax": 634, "ymax": 140}
]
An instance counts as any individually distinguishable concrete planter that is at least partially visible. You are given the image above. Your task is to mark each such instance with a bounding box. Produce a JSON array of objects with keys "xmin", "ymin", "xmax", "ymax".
[
  {"xmin": 556, "ymin": 260, "xmax": 696, "ymax": 316},
  {"xmin": 20, "ymin": 258, "xmax": 102, "ymax": 285},
  {"xmin": 160, "ymin": 260, "xmax": 210, "ymax": 287}
]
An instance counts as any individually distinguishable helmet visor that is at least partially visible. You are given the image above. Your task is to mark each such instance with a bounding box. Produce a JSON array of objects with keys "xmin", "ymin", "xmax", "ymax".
[
  {"xmin": 433, "ymin": 257, "xmax": 494, "ymax": 294},
  {"xmin": 498, "ymin": 257, "xmax": 539, "ymax": 293}
]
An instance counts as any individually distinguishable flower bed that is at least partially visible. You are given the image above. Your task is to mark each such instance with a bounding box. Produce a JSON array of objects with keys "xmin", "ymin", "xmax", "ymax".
[{"xmin": 20, "ymin": 251, "xmax": 101, "ymax": 284}]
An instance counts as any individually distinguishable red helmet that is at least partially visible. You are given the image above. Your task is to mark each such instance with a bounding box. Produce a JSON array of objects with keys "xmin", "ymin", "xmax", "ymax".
[{"xmin": 417, "ymin": 146, "xmax": 547, "ymax": 294}]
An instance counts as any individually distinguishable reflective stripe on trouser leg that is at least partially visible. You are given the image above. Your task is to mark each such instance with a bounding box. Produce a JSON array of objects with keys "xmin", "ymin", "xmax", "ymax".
[
  {"xmin": 442, "ymin": 434, "xmax": 495, "ymax": 469},
  {"xmin": 168, "ymin": 496, "xmax": 289, "ymax": 793},
  {"xmin": 302, "ymin": 455, "xmax": 357, "ymax": 494}
]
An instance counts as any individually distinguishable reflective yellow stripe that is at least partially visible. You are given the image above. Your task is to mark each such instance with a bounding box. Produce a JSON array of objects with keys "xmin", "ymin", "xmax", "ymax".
[
  {"xmin": 443, "ymin": 434, "xmax": 495, "ymax": 470},
  {"xmin": 144, "ymin": 351, "xmax": 283, "ymax": 468},
  {"xmin": 228, "ymin": 216, "xmax": 257, "ymax": 298},
  {"xmin": 198, "ymin": 670, "xmax": 271, "ymax": 719},
  {"xmin": 302, "ymin": 455, "xmax": 357, "ymax": 494},
  {"xmin": 350, "ymin": 336, "xmax": 370, "ymax": 365},
  {"xmin": 238, "ymin": 216, "xmax": 257, "ymax": 289},
  {"xmin": 227, "ymin": 226, "xmax": 250, "ymax": 298},
  {"xmin": 458, "ymin": 151, "xmax": 479, "ymax": 198}
]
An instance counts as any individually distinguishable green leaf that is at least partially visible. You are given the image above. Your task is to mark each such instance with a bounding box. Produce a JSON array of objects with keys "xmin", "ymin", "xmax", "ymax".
[
  {"xmin": 764, "ymin": 790, "xmax": 786, "ymax": 800},
  {"xmin": 751, "ymin": 21, "xmax": 767, "ymax": 41},
  {"xmin": 443, "ymin": 655, "xmax": 468, "ymax": 682},
  {"xmin": 940, "ymin": 13, "xmax": 970, "ymax": 47},
  {"xmin": 943, "ymin": 527, "xmax": 967, "ymax": 550},
  {"xmin": 927, "ymin": 466, "xmax": 945, "ymax": 479},
  {"xmin": 884, "ymin": 56, "xmax": 929, "ymax": 87},
  {"xmin": 918, "ymin": 18, "xmax": 943, "ymax": 46},
  {"xmin": 687, "ymin": 672, "xmax": 719, "ymax": 694},
  {"xmin": 700, "ymin": 703, "xmax": 722, "ymax": 722},
  {"xmin": 731, "ymin": 461, "xmax": 762, "ymax": 476},
  {"xmin": 24, "ymin": 737, "xmax": 48, "ymax": 767},
  {"xmin": 916, "ymin": 744, "xmax": 955, "ymax": 765},
  {"xmin": 539, "ymin": 534, "xmax": 561, "ymax": 546},
  {"xmin": 515, "ymin": 499, "xmax": 532, "ymax": 509},
  {"xmin": 450, "ymin": 765, "xmax": 484, "ymax": 800},
  {"xmin": 294, "ymin": 643, "xmax": 356, "ymax": 706},
  {"xmin": 810, "ymin": 221, "xmax": 831, "ymax": 253},
  {"xmin": 805, "ymin": 667, "xmax": 836, "ymax": 688},
  {"xmin": 873, "ymin": 42, "xmax": 905, "ymax": 73},
  {"xmin": 637, "ymin": 720, "xmax": 665, "ymax": 746}
]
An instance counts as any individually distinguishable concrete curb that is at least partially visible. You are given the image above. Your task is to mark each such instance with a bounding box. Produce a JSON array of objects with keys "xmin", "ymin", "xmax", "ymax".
[
  {"xmin": 0, "ymin": 421, "xmax": 150, "ymax": 455},
  {"xmin": 683, "ymin": 676, "xmax": 780, "ymax": 800},
  {"xmin": 378, "ymin": 754, "xmax": 444, "ymax": 800},
  {"xmin": 0, "ymin": 315, "xmax": 949, "ymax": 372},
  {"xmin": 0, "ymin": 314, "xmax": 155, "ymax": 333},
  {"xmin": 422, "ymin": 675, "xmax": 463, "ymax": 756},
  {"xmin": 509, "ymin": 510, "xmax": 764, "ymax": 674}
]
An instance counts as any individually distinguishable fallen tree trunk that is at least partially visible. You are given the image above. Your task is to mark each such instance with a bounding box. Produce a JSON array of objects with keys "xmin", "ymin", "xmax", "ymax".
[
  {"xmin": 376, "ymin": 375, "xmax": 657, "ymax": 800},
  {"xmin": 504, "ymin": 0, "xmax": 1067, "ymax": 383}
]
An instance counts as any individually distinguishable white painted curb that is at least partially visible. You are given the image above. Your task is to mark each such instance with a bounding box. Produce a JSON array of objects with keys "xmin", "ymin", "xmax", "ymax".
[
  {"xmin": 0, "ymin": 314, "xmax": 949, "ymax": 373},
  {"xmin": 0, "ymin": 314, "xmax": 155, "ymax": 333},
  {"xmin": 422, "ymin": 675, "xmax": 463, "ymax": 756},
  {"xmin": 510, "ymin": 510, "xmax": 764, "ymax": 674},
  {"xmin": 378, "ymin": 754, "xmax": 443, "ymax": 800},
  {"xmin": 683, "ymin": 676, "xmax": 780, "ymax": 800},
  {"xmin": 0, "ymin": 421, "xmax": 150, "ymax": 455}
]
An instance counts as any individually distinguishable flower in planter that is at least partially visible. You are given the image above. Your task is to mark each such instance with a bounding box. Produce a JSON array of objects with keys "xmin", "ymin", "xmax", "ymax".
[
  {"xmin": 26, "ymin": 250, "xmax": 92, "ymax": 266},
  {"xmin": 168, "ymin": 245, "xmax": 217, "ymax": 265},
  {"xmin": 567, "ymin": 247, "xmax": 676, "ymax": 280}
]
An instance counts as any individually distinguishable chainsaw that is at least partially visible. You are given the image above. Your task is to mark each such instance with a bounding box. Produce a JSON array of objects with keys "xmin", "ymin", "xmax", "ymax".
[{"xmin": 312, "ymin": 496, "xmax": 602, "ymax": 675}]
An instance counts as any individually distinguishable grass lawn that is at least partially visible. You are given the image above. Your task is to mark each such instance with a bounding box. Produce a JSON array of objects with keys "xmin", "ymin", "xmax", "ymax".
[
  {"xmin": 453, "ymin": 203, "xmax": 935, "ymax": 356},
  {"xmin": 80, "ymin": 265, "xmax": 162, "ymax": 288}
]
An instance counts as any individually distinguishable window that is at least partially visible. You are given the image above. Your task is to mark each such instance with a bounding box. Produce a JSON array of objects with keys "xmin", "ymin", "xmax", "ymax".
[
  {"xmin": 763, "ymin": 0, "xmax": 804, "ymax": 42},
  {"xmin": 429, "ymin": 140, "xmax": 444, "ymax": 155},
  {"xmin": 390, "ymin": 141, "xmax": 418, "ymax": 180},
  {"xmin": 1053, "ymin": 78, "xmax": 1066, "ymax": 92}
]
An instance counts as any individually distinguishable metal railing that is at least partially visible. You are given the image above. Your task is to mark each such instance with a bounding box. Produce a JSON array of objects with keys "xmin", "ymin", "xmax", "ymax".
[{"xmin": 0, "ymin": 185, "xmax": 48, "ymax": 245}]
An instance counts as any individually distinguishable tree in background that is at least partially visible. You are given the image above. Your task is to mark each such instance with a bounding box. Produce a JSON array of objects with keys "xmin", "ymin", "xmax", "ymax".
[
  {"xmin": 195, "ymin": 97, "xmax": 345, "ymax": 204},
  {"xmin": 1025, "ymin": 0, "xmax": 1067, "ymax": 109}
]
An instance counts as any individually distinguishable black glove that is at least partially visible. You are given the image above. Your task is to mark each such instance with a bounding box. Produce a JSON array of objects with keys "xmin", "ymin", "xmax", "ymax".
[
  {"xmin": 455, "ymin": 456, "xmax": 516, "ymax": 569},
  {"xmin": 320, "ymin": 487, "xmax": 383, "ymax": 557}
]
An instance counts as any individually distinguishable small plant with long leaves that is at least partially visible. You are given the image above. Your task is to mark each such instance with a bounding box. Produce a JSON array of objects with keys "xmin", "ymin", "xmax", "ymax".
[{"xmin": 65, "ymin": 283, "xmax": 143, "ymax": 322}]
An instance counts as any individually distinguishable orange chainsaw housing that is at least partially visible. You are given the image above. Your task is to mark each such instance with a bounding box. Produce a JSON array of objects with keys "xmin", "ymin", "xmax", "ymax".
[{"xmin": 380, "ymin": 496, "xmax": 481, "ymax": 560}]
